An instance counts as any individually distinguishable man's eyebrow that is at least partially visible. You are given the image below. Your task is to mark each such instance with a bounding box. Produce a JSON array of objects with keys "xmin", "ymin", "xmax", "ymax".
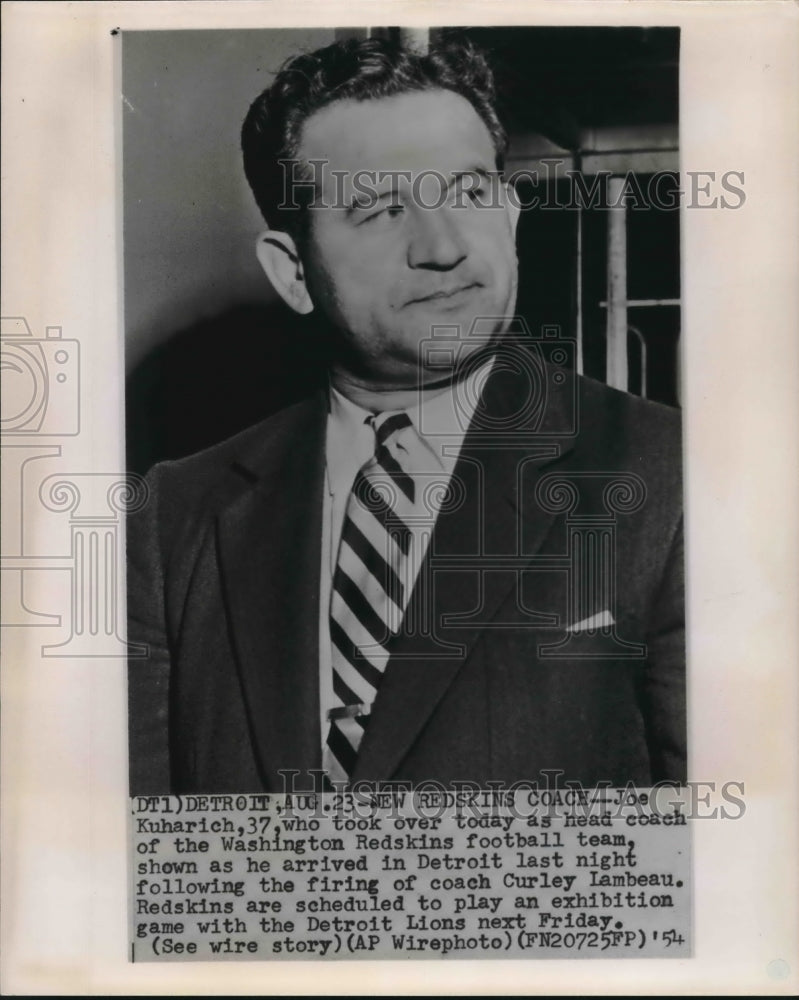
[
  {"xmin": 451, "ymin": 166, "xmax": 494, "ymax": 186},
  {"xmin": 435, "ymin": 166, "xmax": 497, "ymax": 199},
  {"xmin": 343, "ymin": 166, "xmax": 497, "ymax": 215},
  {"xmin": 345, "ymin": 171, "xmax": 412, "ymax": 215},
  {"xmin": 346, "ymin": 188, "xmax": 397, "ymax": 215}
]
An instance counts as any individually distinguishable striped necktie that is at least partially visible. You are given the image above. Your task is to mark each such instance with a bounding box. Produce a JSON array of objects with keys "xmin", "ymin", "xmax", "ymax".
[{"xmin": 324, "ymin": 410, "xmax": 417, "ymax": 786}]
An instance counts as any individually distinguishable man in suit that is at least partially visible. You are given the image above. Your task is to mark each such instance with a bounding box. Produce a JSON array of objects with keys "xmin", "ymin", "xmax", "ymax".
[{"xmin": 127, "ymin": 37, "xmax": 685, "ymax": 794}]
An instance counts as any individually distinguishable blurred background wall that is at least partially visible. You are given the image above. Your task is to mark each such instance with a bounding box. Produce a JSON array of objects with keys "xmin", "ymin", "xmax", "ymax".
[{"xmin": 123, "ymin": 28, "xmax": 335, "ymax": 374}]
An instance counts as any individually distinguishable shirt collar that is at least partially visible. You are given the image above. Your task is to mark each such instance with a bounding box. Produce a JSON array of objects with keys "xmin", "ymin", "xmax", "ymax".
[
  {"xmin": 326, "ymin": 386, "xmax": 374, "ymax": 498},
  {"xmin": 404, "ymin": 356, "xmax": 494, "ymax": 474},
  {"xmin": 325, "ymin": 356, "xmax": 495, "ymax": 494}
]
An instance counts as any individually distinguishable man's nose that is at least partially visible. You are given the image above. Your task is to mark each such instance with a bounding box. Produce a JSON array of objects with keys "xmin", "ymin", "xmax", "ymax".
[{"xmin": 406, "ymin": 204, "xmax": 468, "ymax": 271}]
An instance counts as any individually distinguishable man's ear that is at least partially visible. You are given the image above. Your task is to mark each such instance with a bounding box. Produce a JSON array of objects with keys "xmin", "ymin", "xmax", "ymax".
[{"xmin": 255, "ymin": 230, "xmax": 314, "ymax": 315}]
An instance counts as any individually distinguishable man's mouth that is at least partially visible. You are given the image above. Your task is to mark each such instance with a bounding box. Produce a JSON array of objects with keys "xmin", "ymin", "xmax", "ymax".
[{"xmin": 407, "ymin": 282, "xmax": 481, "ymax": 306}]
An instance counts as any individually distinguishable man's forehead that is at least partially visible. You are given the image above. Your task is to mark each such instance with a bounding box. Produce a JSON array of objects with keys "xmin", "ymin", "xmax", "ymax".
[{"xmin": 297, "ymin": 88, "xmax": 496, "ymax": 181}]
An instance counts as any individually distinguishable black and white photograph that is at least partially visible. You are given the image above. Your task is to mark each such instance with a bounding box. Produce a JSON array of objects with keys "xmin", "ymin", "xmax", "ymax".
[
  {"xmin": 120, "ymin": 26, "xmax": 695, "ymax": 964},
  {"xmin": 125, "ymin": 26, "xmax": 686, "ymax": 797}
]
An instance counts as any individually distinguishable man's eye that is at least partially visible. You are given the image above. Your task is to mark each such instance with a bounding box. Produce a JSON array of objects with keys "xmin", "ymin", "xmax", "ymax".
[
  {"xmin": 454, "ymin": 181, "xmax": 488, "ymax": 205},
  {"xmin": 362, "ymin": 204, "xmax": 404, "ymax": 225}
]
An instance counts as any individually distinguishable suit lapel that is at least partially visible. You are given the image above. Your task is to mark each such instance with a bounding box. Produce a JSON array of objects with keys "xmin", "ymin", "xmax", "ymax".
[
  {"xmin": 217, "ymin": 392, "xmax": 327, "ymax": 790},
  {"xmin": 352, "ymin": 357, "xmax": 577, "ymax": 782}
]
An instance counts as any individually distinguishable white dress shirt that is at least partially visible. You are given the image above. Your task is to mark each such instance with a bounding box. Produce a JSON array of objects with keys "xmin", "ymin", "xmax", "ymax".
[{"xmin": 318, "ymin": 358, "xmax": 494, "ymax": 746}]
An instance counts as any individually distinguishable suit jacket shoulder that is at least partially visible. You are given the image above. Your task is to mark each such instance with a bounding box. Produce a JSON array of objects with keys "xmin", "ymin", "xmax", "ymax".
[
  {"xmin": 576, "ymin": 373, "xmax": 681, "ymax": 471},
  {"xmin": 137, "ymin": 391, "xmax": 327, "ymax": 559}
]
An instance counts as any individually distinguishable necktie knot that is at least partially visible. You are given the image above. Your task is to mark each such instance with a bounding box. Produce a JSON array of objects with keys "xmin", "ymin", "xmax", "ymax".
[
  {"xmin": 370, "ymin": 410, "xmax": 413, "ymax": 450},
  {"xmin": 364, "ymin": 410, "xmax": 415, "ymax": 505}
]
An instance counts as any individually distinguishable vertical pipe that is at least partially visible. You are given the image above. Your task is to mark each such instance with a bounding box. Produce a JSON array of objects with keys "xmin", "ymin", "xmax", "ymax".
[
  {"xmin": 397, "ymin": 27, "xmax": 430, "ymax": 53},
  {"xmin": 366, "ymin": 28, "xmax": 430, "ymax": 53},
  {"xmin": 576, "ymin": 204, "xmax": 584, "ymax": 375},
  {"xmin": 606, "ymin": 175, "xmax": 628, "ymax": 390}
]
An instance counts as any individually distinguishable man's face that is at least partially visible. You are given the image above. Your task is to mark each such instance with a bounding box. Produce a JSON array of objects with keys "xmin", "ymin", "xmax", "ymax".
[{"xmin": 295, "ymin": 89, "xmax": 519, "ymax": 387}]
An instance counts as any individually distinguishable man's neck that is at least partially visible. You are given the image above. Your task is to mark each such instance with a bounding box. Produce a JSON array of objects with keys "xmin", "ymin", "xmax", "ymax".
[
  {"xmin": 329, "ymin": 346, "xmax": 498, "ymax": 413},
  {"xmin": 329, "ymin": 369, "xmax": 453, "ymax": 414}
]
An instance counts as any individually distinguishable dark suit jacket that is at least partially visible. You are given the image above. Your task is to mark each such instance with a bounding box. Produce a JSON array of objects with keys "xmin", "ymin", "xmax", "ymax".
[{"xmin": 128, "ymin": 359, "xmax": 685, "ymax": 794}]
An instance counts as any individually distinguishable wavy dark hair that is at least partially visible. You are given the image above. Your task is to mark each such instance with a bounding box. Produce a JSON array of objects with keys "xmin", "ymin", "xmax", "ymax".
[{"xmin": 241, "ymin": 36, "xmax": 508, "ymax": 236}]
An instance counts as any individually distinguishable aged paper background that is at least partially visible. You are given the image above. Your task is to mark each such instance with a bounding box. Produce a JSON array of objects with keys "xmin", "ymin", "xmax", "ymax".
[{"xmin": 2, "ymin": 0, "xmax": 798, "ymax": 994}]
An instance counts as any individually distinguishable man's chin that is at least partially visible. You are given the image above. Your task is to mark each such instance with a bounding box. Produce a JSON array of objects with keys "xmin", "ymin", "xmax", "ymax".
[{"xmin": 405, "ymin": 334, "xmax": 500, "ymax": 390}]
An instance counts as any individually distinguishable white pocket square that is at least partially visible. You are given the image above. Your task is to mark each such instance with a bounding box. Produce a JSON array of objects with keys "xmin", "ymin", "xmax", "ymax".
[{"xmin": 566, "ymin": 610, "xmax": 615, "ymax": 633}]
